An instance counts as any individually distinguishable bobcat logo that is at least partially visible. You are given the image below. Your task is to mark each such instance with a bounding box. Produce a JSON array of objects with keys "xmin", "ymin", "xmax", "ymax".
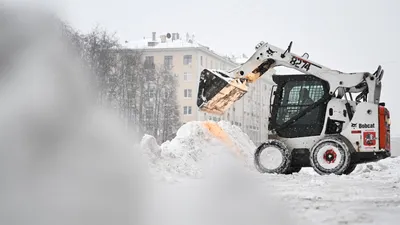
[
  {"xmin": 359, "ymin": 123, "xmax": 375, "ymax": 129},
  {"xmin": 351, "ymin": 123, "xmax": 357, "ymax": 128}
]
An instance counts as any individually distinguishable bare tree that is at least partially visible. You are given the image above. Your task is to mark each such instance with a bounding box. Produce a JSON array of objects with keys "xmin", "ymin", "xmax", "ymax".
[
  {"xmin": 59, "ymin": 22, "xmax": 181, "ymax": 141},
  {"xmin": 152, "ymin": 65, "xmax": 181, "ymax": 142},
  {"xmin": 115, "ymin": 49, "xmax": 144, "ymax": 132},
  {"xmin": 81, "ymin": 26, "xmax": 120, "ymax": 105}
]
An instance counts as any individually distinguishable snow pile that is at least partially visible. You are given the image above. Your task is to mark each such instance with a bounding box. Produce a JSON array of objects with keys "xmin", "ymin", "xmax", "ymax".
[
  {"xmin": 298, "ymin": 156, "xmax": 400, "ymax": 177},
  {"xmin": 351, "ymin": 156, "xmax": 400, "ymax": 177},
  {"xmin": 217, "ymin": 120, "xmax": 257, "ymax": 161},
  {"xmin": 140, "ymin": 121, "xmax": 257, "ymax": 181}
]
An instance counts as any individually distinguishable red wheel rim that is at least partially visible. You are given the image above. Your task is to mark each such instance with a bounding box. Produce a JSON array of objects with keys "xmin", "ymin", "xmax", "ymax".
[{"xmin": 323, "ymin": 149, "xmax": 337, "ymax": 164}]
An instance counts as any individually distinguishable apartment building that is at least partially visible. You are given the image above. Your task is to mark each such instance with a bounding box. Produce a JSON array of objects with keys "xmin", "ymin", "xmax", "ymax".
[{"xmin": 128, "ymin": 32, "xmax": 272, "ymax": 145}]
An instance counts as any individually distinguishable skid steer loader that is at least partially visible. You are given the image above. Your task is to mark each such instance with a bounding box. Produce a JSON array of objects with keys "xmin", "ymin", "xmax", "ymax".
[{"xmin": 197, "ymin": 41, "xmax": 391, "ymax": 175}]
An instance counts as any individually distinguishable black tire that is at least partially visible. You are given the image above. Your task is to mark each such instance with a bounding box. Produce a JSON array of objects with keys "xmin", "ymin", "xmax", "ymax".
[
  {"xmin": 254, "ymin": 140, "xmax": 292, "ymax": 174},
  {"xmin": 310, "ymin": 135, "xmax": 354, "ymax": 175},
  {"xmin": 343, "ymin": 163, "xmax": 357, "ymax": 175},
  {"xmin": 288, "ymin": 167, "xmax": 302, "ymax": 173}
]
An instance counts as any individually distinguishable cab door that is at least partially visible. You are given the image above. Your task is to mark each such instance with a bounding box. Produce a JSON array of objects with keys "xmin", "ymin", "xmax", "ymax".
[{"xmin": 269, "ymin": 74, "xmax": 330, "ymax": 138}]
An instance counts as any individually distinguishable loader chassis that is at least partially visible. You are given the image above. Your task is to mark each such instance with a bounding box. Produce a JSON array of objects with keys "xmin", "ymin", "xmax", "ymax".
[
  {"xmin": 263, "ymin": 74, "xmax": 391, "ymax": 173},
  {"xmin": 196, "ymin": 41, "xmax": 391, "ymax": 175}
]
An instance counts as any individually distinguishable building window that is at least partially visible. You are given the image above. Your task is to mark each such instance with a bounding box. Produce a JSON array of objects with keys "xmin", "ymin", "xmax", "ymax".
[
  {"xmin": 183, "ymin": 55, "xmax": 192, "ymax": 65},
  {"xmin": 184, "ymin": 89, "xmax": 192, "ymax": 98},
  {"xmin": 144, "ymin": 56, "xmax": 154, "ymax": 69},
  {"xmin": 148, "ymin": 89, "xmax": 155, "ymax": 98},
  {"xmin": 200, "ymin": 56, "xmax": 203, "ymax": 66},
  {"xmin": 145, "ymin": 108, "xmax": 153, "ymax": 120},
  {"xmin": 164, "ymin": 56, "xmax": 173, "ymax": 68},
  {"xmin": 183, "ymin": 106, "xmax": 192, "ymax": 115},
  {"xmin": 183, "ymin": 72, "xmax": 192, "ymax": 81}
]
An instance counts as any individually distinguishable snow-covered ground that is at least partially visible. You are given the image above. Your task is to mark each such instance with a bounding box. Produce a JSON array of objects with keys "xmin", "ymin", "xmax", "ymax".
[
  {"xmin": 141, "ymin": 121, "xmax": 400, "ymax": 225},
  {"xmin": 261, "ymin": 159, "xmax": 400, "ymax": 225}
]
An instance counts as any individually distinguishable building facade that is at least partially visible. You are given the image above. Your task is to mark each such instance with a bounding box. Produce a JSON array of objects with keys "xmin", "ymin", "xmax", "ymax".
[{"xmin": 128, "ymin": 32, "xmax": 272, "ymax": 145}]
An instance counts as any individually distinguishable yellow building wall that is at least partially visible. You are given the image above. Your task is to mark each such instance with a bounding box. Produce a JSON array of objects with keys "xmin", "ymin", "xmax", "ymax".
[{"xmin": 142, "ymin": 48, "xmax": 238, "ymax": 124}]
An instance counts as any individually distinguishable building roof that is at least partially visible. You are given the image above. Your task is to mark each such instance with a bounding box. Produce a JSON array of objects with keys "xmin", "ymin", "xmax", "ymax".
[
  {"xmin": 125, "ymin": 32, "xmax": 244, "ymax": 65},
  {"xmin": 123, "ymin": 32, "xmax": 276, "ymax": 83},
  {"xmin": 127, "ymin": 35, "xmax": 201, "ymax": 49}
]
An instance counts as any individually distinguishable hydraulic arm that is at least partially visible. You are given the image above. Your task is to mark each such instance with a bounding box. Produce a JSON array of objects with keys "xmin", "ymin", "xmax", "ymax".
[{"xmin": 197, "ymin": 41, "xmax": 384, "ymax": 115}]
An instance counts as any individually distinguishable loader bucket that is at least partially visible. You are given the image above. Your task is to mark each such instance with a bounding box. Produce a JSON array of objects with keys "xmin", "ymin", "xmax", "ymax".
[{"xmin": 197, "ymin": 69, "xmax": 248, "ymax": 115}]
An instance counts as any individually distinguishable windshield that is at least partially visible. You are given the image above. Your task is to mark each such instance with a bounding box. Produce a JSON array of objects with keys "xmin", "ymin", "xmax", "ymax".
[{"xmin": 276, "ymin": 80, "xmax": 325, "ymax": 125}]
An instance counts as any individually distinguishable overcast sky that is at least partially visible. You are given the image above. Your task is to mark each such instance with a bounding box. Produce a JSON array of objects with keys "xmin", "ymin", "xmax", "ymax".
[{"xmin": 5, "ymin": 0, "xmax": 400, "ymax": 135}]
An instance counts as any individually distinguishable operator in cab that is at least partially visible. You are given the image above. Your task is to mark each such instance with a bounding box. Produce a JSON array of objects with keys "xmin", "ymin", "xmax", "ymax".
[{"xmin": 299, "ymin": 88, "xmax": 314, "ymax": 106}]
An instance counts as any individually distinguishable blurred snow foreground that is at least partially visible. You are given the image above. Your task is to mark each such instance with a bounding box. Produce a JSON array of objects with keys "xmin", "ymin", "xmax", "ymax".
[
  {"xmin": 0, "ymin": 5, "xmax": 300, "ymax": 225},
  {"xmin": 140, "ymin": 121, "xmax": 302, "ymax": 225}
]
